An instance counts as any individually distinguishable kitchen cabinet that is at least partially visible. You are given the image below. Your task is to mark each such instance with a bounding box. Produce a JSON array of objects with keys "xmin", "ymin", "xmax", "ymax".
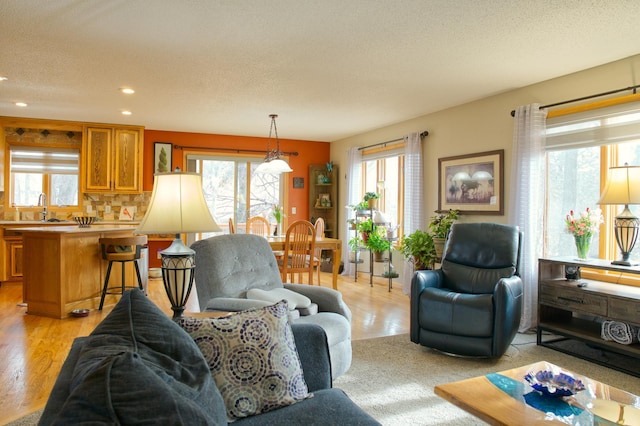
[
  {"xmin": 538, "ymin": 257, "xmax": 640, "ymax": 377},
  {"xmin": 1, "ymin": 229, "xmax": 23, "ymax": 283},
  {"xmin": 84, "ymin": 126, "xmax": 144, "ymax": 193}
]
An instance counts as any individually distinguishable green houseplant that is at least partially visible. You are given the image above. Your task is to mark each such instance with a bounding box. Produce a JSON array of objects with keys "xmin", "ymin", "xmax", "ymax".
[
  {"xmin": 363, "ymin": 192, "xmax": 380, "ymax": 209},
  {"xmin": 428, "ymin": 209, "xmax": 459, "ymax": 260},
  {"xmin": 356, "ymin": 218, "xmax": 374, "ymax": 243},
  {"xmin": 348, "ymin": 235, "xmax": 363, "ymax": 263},
  {"xmin": 366, "ymin": 230, "xmax": 391, "ymax": 262},
  {"xmin": 400, "ymin": 229, "xmax": 436, "ymax": 270}
]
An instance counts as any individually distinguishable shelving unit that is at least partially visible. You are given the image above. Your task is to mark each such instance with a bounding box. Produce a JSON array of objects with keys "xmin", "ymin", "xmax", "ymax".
[
  {"xmin": 309, "ymin": 165, "xmax": 338, "ymax": 269},
  {"xmin": 538, "ymin": 257, "xmax": 640, "ymax": 377},
  {"xmin": 350, "ymin": 208, "xmax": 396, "ymax": 291}
]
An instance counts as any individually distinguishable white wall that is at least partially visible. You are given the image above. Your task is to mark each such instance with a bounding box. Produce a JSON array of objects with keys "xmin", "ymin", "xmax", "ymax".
[{"xmin": 331, "ymin": 54, "xmax": 640, "ymax": 228}]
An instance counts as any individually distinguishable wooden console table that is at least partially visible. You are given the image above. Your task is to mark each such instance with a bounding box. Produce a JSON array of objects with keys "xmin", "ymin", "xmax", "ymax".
[
  {"xmin": 19, "ymin": 225, "xmax": 144, "ymax": 318},
  {"xmin": 538, "ymin": 257, "xmax": 640, "ymax": 377}
]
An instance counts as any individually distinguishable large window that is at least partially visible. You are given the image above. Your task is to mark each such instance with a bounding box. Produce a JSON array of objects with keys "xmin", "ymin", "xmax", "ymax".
[
  {"xmin": 187, "ymin": 153, "xmax": 284, "ymax": 237},
  {"xmin": 362, "ymin": 147, "xmax": 404, "ymax": 232},
  {"xmin": 544, "ymin": 102, "xmax": 640, "ymax": 266},
  {"xmin": 9, "ymin": 145, "xmax": 80, "ymax": 210}
]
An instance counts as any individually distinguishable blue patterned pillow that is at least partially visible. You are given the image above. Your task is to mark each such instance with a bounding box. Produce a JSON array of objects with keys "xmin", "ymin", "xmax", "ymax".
[{"xmin": 178, "ymin": 300, "xmax": 312, "ymax": 420}]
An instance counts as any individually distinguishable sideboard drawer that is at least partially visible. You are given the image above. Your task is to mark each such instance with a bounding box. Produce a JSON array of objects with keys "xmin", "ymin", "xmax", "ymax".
[{"xmin": 540, "ymin": 282, "xmax": 607, "ymax": 316}]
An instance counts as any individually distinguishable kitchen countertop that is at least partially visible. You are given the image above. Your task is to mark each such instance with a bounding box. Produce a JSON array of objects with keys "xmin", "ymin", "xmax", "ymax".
[
  {"xmin": 12, "ymin": 224, "xmax": 139, "ymax": 233},
  {"xmin": 0, "ymin": 221, "xmax": 139, "ymax": 226}
]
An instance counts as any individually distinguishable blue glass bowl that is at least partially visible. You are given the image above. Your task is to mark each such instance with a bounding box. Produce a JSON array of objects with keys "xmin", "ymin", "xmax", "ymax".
[{"xmin": 524, "ymin": 370, "xmax": 585, "ymax": 398}]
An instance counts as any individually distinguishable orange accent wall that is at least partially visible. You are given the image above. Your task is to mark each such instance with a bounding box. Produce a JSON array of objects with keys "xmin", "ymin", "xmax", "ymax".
[{"xmin": 143, "ymin": 129, "xmax": 330, "ymax": 224}]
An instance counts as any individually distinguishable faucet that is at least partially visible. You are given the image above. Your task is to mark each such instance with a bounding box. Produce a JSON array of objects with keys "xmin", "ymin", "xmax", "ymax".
[{"xmin": 38, "ymin": 193, "xmax": 48, "ymax": 222}]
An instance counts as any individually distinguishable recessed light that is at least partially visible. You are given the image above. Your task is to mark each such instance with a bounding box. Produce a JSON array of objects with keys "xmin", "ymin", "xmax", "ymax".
[
  {"xmin": 15, "ymin": 102, "xmax": 27, "ymax": 107},
  {"xmin": 120, "ymin": 87, "xmax": 135, "ymax": 94},
  {"xmin": 121, "ymin": 110, "xmax": 132, "ymax": 116},
  {"xmin": 0, "ymin": 76, "xmax": 8, "ymax": 81}
]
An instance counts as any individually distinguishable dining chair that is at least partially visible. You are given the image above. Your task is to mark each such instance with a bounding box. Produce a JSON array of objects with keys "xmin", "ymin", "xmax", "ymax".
[
  {"xmin": 279, "ymin": 220, "xmax": 316, "ymax": 285},
  {"xmin": 228, "ymin": 218, "xmax": 235, "ymax": 234},
  {"xmin": 313, "ymin": 217, "xmax": 325, "ymax": 284},
  {"xmin": 246, "ymin": 216, "xmax": 271, "ymax": 236}
]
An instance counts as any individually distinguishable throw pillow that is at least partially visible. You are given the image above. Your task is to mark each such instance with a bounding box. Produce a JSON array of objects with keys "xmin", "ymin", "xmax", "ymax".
[
  {"xmin": 66, "ymin": 289, "xmax": 227, "ymax": 425},
  {"xmin": 246, "ymin": 287, "xmax": 312, "ymax": 310},
  {"xmin": 178, "ymin": 300, "xmax": 312, "ymax": 421}
]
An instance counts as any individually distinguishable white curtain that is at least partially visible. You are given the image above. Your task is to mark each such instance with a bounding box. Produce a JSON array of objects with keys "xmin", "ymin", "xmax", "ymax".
[
  {"xmin": 509, "ymin": 104, "xmax": 547, "ymax": 332},
  {"xmin": 401, "ymin": 132, "xmax": 424, "ymax": 294},
  {"xmin": 342, "ymin": 147, "xmax": 362, "ymax": 276}
]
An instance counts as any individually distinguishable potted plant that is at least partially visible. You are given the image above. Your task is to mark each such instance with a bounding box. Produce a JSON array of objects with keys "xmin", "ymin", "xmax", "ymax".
[
  {"xmin": 400, "ymin": 229, "xmax": 437, "ymax": 270},
  {"xmin": 363, "ymin": 192, "xmax": 380, "ymax": 209},
  {"xmin": 348, "ymin": 235, "xmax": 363, "ymax": 263},
  {"xmin": 428, "ymin": 209, "xmax": 459, "ymax": 260},
  {"xmin": 356, "ymin": 218, "xmax": 374, "ymax": 243},
  {"xmin": 366, "ymin": 229, "xmax": 391, "ymax": 262}
]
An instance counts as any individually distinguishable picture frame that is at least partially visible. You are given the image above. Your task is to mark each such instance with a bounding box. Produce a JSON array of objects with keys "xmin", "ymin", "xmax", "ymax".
[
  {"xmin": 293, "ymin": 177, "xmax": 305, "ymax": 188},
  {"xmin": 438, "ymin": 149, "xmax": 504, "ymax": 215},
  {"xmin": 154, "ymin": 142, "xmax": 172, "ymax": 174}
]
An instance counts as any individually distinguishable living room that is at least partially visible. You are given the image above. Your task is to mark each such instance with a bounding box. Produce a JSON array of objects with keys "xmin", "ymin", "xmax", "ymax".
[{"xmin": 4, "ymin": 2, "xmax": 640, "ymax": 425}]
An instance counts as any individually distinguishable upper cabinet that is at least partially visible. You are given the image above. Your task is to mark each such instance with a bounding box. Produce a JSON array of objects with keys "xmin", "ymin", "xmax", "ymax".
[{"xmin": 83, "ymin": 126, "xmax": 144, "ymax": 193}]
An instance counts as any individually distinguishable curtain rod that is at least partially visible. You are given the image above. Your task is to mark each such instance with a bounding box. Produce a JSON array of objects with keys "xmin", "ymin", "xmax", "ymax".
[
  {"xmin": 174, "ymin": 144, "xmax": 299, "ymax": 156},
  {"xmin": 357, "ymin": 130, "xmax": 429, "ymax": 151},
  {"xmin": 509, "ymin": 84, "xmax": 640, "ymax": 117}
]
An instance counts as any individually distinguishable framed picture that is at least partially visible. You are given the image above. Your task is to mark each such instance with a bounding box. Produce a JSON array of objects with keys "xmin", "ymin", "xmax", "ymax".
[
  {"xmin": 438, "ymin": 149, "xmax": 504, "ymax": 215},
  {"xmin": 293, "ymin": 177, "xmax": 305, "ymax": 188},
  {"xmin": 154, "ymin": 142, "xmax": 172, "ymax": 173}
]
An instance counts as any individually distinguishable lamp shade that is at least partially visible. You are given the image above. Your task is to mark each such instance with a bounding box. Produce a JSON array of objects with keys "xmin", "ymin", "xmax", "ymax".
[
  {"xmin": 136, "ymin": 171, "xmax": 221, "ymax": 234},
  {"xmin": 597, "ymin": 165, "xmax": 640, "ymax": 205},
  {"xmin": 255, "ymin": 158, "xmax": 293, "ymax": 174}
]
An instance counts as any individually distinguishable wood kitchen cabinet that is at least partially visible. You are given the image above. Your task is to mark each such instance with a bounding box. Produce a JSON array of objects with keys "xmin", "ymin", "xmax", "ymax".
[
  {"xmin": 83, "ymin": 126, "xmax": 144, "ymax": 193},
  {"xmin": 1, "ymin": 229, "xmax": 23, "ymax": 283}
]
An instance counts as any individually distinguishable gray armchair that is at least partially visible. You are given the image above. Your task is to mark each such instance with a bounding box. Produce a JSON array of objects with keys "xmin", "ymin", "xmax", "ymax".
[
  {"xmin": 410, "ymin": 222, "xmax": 523, "ymax": 357},
  {"xmin": 191, "ymin": 234, "xmax": 352, "ymax": 379}
]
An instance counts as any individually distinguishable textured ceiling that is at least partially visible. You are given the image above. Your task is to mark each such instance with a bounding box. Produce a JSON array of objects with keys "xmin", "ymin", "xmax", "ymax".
[{"xmin": 2, "ymin": 0, "xmax": 640, "ymax": 141}]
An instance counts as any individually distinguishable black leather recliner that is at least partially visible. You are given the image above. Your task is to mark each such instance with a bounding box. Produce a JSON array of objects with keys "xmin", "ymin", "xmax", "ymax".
[{"xmin": 410, "ymin": 222, "xmax": 523, "ymax": 357}]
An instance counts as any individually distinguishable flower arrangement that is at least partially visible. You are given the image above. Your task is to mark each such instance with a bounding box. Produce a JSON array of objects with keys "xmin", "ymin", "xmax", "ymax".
[
  {"xmin": 565, "ymin": 207, "xmax": 603, "ymax": 237},
  {"xmin": 273, "ymin": 205, "xmax": 284, "ymax": 224}
]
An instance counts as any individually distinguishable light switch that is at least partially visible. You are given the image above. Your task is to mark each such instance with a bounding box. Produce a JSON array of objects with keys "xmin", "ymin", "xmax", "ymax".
[{"xmin": 292, "ymin": 207, "xmax": 297, "ymax": 214}]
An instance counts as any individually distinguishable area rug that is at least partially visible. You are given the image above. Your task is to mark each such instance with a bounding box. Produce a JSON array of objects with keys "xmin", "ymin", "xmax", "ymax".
[
  {"xmin": 333, "ymin": 333, "xmax": 640, "ymax": 425},
  {"xmin": 8, "ymin": 333, "xmax": 640, "ymax": 425}
]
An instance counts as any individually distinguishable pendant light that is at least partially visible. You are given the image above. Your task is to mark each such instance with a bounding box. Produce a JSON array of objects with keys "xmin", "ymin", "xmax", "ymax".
[{"xmin": 255, "ymin": 114, "xmax": 293, "ymax": 174}]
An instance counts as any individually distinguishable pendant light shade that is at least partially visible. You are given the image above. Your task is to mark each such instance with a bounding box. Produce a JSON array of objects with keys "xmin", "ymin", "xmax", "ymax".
[{"xmin": 255, "ymin": 114, "xmax": 293, "ymax": 174}]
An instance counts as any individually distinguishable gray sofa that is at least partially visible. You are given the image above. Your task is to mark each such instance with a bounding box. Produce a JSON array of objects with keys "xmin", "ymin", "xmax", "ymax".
[
  {"xmin": 191, "ymin": 234, "xmax": 352, "ymax": 379},
  {"xmin": 39, "ymin": 289, "xmax": 379, "ymax": 425}
]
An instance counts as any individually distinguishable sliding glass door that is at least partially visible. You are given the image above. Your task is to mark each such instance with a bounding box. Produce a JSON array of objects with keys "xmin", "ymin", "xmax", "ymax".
[{"xmin": 187, "ymin": 154, "xmax": 283, "ymax": 239}]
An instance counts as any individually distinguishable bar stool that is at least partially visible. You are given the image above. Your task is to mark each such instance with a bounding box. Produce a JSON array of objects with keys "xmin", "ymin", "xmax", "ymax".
[{"xmin": 98, "ymin": 235, "xmax": 148, "ymax": 310}]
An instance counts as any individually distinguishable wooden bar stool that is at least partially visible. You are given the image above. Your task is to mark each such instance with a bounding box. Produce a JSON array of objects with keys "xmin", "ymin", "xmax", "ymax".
[{"xmin": 98, "ymin": 235, "xmax": 148, "ymax": 310}]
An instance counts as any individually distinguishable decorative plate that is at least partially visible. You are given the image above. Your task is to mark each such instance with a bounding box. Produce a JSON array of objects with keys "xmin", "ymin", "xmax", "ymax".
[{"xmin": 524, "ymin": 369, "xmax": 585, "ymax": 397}]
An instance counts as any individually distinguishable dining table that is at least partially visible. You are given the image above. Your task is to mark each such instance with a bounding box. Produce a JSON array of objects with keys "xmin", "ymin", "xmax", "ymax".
[{"xmin": 267, "ymin": 236, "xmax": 342, "ymax": 290}]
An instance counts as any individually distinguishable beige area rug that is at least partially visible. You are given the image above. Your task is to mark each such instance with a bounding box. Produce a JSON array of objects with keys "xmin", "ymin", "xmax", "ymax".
[
  {"xmin": 8, "ymin": 333, "xmax": 640, "ymax": 425},
  {"xmin": 333, "ymin": 333, "xmax": 640, "ymax": 425}
]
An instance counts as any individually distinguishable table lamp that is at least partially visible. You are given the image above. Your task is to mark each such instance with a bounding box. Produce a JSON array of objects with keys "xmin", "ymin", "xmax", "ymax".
[
  {"xmin": 137, "ymin": 170, "xmax": 221, "ymax": 318},
  {"xmin": 597, "ymin": 164, "xmax": 640, "ymax": 266}
]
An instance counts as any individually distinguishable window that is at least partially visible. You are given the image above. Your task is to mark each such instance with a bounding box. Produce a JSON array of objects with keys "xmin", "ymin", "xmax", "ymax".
[
  {"xmin": 10, "ymin": 145, "xmax": 80, "ymax": 209},
  {"xmin": 544, "ymin": 102, "xmax": 640, "ymax": 266},
  {"xmin": 361, "ymin": 144, "xmax": 404, "ymax": 233},
  {"xmin": 186, "ymin": 153, "xmax": 284, "ymax": 238}
]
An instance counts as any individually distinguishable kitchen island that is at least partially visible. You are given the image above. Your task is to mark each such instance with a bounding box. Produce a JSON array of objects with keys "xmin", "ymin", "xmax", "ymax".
[{"xmin": 18, "ymin": 224, "xmax": 145, "ymax": 318}]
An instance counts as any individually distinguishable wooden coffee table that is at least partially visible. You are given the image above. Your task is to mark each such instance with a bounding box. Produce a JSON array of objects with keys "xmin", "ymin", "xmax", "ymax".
[{"xmin": 434, "ymin": 360, "xmax": 638, "ymax": 425}]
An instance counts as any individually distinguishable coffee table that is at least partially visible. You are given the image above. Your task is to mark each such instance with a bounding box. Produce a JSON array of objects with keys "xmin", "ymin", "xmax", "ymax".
[{"xmin": 434, "ymin": 360, "xmax": 639, "ymax": 425}]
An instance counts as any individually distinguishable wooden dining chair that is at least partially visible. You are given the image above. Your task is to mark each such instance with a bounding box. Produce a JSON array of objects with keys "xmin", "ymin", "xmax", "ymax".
[
  {"xmin": 228, "ymin": 217, "xmax": 236, "ymax": 234},
  {"xmin": 313, "ymin": 217, "xmax": 325, "ymax": 284},
  {"xmin": 279, "ymin": 220, "xmax": 316, "ymax": 285},
  {"xmin": 246, "ymin": 216, "xmax": 271, "ymax": 237}
]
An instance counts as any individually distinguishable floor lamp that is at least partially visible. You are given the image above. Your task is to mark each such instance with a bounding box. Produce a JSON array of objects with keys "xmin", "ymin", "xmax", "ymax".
[
  {"xmin": 597, "ymin": 164, "xmax": 640, "ymax": 266},
  {"xmin": 137, "ymin": 170, "xmax": 221, "ymax": 318}
]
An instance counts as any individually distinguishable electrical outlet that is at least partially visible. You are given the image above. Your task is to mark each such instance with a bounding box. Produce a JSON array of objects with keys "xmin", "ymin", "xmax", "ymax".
[
  {"xmin": 292, "ymin": 207, "xmax": 297, "ymax": 214},
  {"xmin": 105, "ymin": 205, "xmax": 111, "ymax": 213},
  {"xmin": 86, "ymin": 205, "xmax": 92, "ymax": 213}
]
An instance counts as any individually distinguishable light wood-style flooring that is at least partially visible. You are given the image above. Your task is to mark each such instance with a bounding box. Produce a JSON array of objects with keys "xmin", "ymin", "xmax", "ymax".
[{"xmin": 0, "ymin": 272, "xmax": 409, "ymax": 423}]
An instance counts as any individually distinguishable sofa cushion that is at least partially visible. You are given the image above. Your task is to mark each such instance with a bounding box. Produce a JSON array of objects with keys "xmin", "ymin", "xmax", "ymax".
[
  {"xmin": 178, "ymin": 300, "xmax": 312, "ymax": 421},
  {"xmin": 59, "ymin": 289, "xmax": 226, "ymax": 425}
]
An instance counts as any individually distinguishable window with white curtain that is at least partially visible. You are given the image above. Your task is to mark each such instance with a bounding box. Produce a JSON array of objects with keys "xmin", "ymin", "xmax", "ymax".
[
  {"xmin": 361, "ymin": 144, "xmax": 404, "ymax": 233},
  {"xmin": 544, "ymin": 103, "xmax": 640, "ymax": 265}
]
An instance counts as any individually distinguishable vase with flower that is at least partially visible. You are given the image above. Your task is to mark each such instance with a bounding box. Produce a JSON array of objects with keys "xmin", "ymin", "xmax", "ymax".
[
  {"xmin": 565, "ymin": 207, "xmax": 604, "ymax": 260},
  {"xmin": 273, "ymin": 205, "xmax": 285, "ymax": 236}
]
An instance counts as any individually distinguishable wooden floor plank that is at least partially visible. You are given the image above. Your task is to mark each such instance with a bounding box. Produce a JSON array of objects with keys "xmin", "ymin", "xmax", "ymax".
[{"xmin": 0, "ymin": 271, "xmax": 409, "ymax": 423}]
